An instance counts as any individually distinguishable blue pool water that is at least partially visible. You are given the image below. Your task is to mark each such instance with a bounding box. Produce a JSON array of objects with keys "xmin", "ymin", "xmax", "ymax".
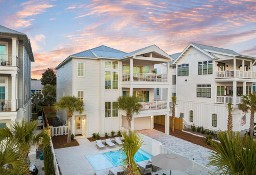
[{"xmin": 86, "ymin": 149, "xmax": 152, "ymax": 171}]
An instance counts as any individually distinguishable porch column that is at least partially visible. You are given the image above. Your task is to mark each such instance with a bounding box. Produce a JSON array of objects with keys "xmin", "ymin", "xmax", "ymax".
[
  {"xmin": 130, "ymin": 58, "xmax": 133, "ymax": 82},
  {"xmin": 129, "ymin": 87, "xmax": 133, "ymax": 96},
  {"xmin": 11, "ymin": 73, "xmax": 17, "ymax": 111},
  {"xmin": 150, "ymin": 116, "xmax": 154, "ymax": 129},
  {"xmin": 243, "ymin": 81, "xmax": 246, "ymax": 95},
  {"xmin": 165, "ymin": 113, "xmax": 169, "ymax": 135},
  {"xmin": 250, "ymin": 61, "xmax": 253, "ymax": 75},
  {"xmin": 233, "ymin": 81, "xmax": 237, "ymax": 105},
  {"xmin": 242, "ymin": 60, "xmax": 245, "ymax": 78},
  {"xmin": 233, "ymin": 57, "xmax": 236, "ymax": 78},
  {"xmin": 12, "ymin": 37, "xmax": 17, "ymax": 66}
]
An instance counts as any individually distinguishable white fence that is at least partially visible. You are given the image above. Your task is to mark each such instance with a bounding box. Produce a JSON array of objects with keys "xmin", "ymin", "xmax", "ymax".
[
  {"xmin": 50, "ymin": 138, "xmax": 60, "ymax": 175},
  {"xmin": 50, "ymin": 126, "xmax": 68, "ymax": 137}
]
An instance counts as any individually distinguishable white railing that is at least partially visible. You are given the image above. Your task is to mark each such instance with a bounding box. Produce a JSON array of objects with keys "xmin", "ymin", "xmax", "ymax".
[
  {"xmin": 50, "ymin": 126, "xmax": 68, "ymax": 137},
  {"xmin": 140, "ymin": 101, "xmax": 167, "ymax": 111},
  {"xmin": 0, "ymin": 100, "xmax": 12, "ymax": 112},
  {"xmin": 122, "ymin": 73, "xmax": 167, "ymax": 82},
  {"xmin": 216, "ymin": 71, "xmax": 256, "ymax": 79},
  {"xmin": 50, "ymin": 138, "xmax": 61, "ymax": 175},
  {"xmin": 160, "ymin": 146, "xmax": 214, "ymax": 175},
  {"xmin": 216, "ymin": 96, "xmax": 241, "ymax": 104}
]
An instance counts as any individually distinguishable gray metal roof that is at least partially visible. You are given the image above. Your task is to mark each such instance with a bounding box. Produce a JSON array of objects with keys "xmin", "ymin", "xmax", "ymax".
[
  {"xmin": 0, "ymin": 25, "xmax": 25, "ymax": 35},
  {"xmin": 71, "ymin": 45, "xmax": 126, "ymax": 59},
  {"xmin": 192, "ymin": 42, "xmax": 239, "ymax": 56},
  {"xmin": 170, "ymin": 53, "xmax": 181, "ymax": 60}
]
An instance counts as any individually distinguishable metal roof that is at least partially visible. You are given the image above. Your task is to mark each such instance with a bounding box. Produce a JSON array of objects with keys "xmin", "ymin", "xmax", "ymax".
[
  {"xmin": 71, "ymin": 45, "xmax": 126, "ymax": 59},
  {"xmin": 192, "ymin": 42, "xmax": 239, "ymax": 56},
  {"xmin": 170, "ymin": 53, "xmax": 181, "ymax": 60},
  {"xmin": 0, "ymin": 25, "xmax": 25, "ymax": 35}
]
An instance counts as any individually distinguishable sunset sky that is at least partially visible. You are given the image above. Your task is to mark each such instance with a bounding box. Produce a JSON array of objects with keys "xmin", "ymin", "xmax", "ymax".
[{"xmin": 0, "ymin": 0, "xmax": 255, "ymax": 79}]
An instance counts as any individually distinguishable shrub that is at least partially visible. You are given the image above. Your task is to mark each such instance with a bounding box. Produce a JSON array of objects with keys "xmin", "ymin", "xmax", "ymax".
[
  {"xmin": 201, "ymin": 127, "xmax": 205, "ymax": 134},
  {"xmin": 206, "ymin": 135, "xmax": 213, "ymax": 145},
  {"xmin": 117, "ymin": 130, "xmax": 122, "ymax": 137},
  {"xmin": 92, "ymin": 133, "xmax": 96, "ymax": 139},
  {"xmin": 43, "ymin": 134, "xmax": 54, "ymax": 175},
  {"xmin": 71, "ymin": 134, "xmax": 74, "ymax": 141},
  {"xmin": 111, "ymin": 131, "xmax": 115, "ymax": 137},
  {"xmin": 96, "ymin": 133, "xmax": 100, "ymax": 140},
  {"xmin": 196, "ymin": 126, "xmax": 201, "ymax": 132},
  {"xmin": 191, "ymin": 125, "xmax": 196, "ymax": 132},
  {"xmin": 105, "ymin": 132, "xmax": 109, "ymax": 138}
]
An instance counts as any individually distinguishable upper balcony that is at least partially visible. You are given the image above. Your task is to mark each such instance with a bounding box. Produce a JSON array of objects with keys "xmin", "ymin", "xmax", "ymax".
[
  {"xmin": 122, "ymin": 73, "xmax": 167, "ymax": 82},
  {"xmin": 216, "ymin": 71, "xmax": 256, "ymax": 79},
  {"xmin": 140, "ymin": 100, "xmax": 167, "ymax": 111},
  {"xmin": 0, "ymin": 54, "xmax": 18, "ymax": 67}
]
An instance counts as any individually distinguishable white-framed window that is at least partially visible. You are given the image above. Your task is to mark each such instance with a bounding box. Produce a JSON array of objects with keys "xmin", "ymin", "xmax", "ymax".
[
  {"xmin": 0, "ymin": 42, "xmax": 8, "ymax": 64},
  {"xmin": 197, "ymin": 84, "xmax": 211, "ymax": 98},
  {"xmin": 156, "ymin": 88, "xmax": 160, "ymax": 96},
  {"xmin": 105, "ymin": 102, "xmax": 118, "ymax": 117},
  {"xmin": 177, "ymin": 64, "xmax": 189, "ymax": 76},
  {"xmin": 77, "ymin": 62, "xmax": 84, "ymax": 77},
  {"xmin": 198, "ymin": 61, "xmax": 213, "ymax": 75},
  {"xmin": 189, "ymin": 110, "xmax": 193, "ymax": 122},
  {"xmin": 212, "ymin": 114, "xmax": 217, "ymax": 127},
  {"xmin": 77, "ymin": 91, "xmax": 84, "ymax": 102},
  {"xmin": 105, "ymin": 61, "xmax": 118, "ymax": 89}
]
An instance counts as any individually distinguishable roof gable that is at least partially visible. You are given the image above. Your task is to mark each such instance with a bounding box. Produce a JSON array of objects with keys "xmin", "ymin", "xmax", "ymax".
[{"xmin": 0, "ymin": 25, "xmax": 25, "ymax": 35}]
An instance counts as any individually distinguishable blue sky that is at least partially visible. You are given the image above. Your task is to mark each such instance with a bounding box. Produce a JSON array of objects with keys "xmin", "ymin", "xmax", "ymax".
[{"xmin": 0, "ymin": 0, "xmax": 255, "ymax": 78}]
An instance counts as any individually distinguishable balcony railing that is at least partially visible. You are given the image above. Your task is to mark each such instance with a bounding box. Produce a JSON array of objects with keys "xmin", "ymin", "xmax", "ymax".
[
  {"xmin": 122, "ymin": 73, "xmax": 167, "ymax": 82},
  {"xmin": 140, "ymin": 101, "xmax": 167, "ymax": 111},
  {"xmin": 216, "ymin": 71, "xmax": 256, "ymax": 79},
  {"xmin": 216, "ymin": 96, "xmax": 241, "ymax": 104},
  {"xmin": 0, "ymin": 100, "xmax": 12, "ymax": 112},
  {"xmin": 0, "ymin": 54, "xmax": 17, "ymax": 67}
]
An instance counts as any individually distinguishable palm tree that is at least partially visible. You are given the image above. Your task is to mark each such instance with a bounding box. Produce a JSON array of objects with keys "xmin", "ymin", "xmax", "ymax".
[
  {"xmin": 117, "ymin": 96, "xmax": 142, "ymax": 129},
  {"xmin": 0, "ymin": 138, "xmax": 29, "ymax": 175},
  {"xmin": 209, "ymin": 131, "xmax": 256, "ymax": 174},
  {"xmin": 171, "ymin": 96, "xmax": 176, "ymax": 132},
  {"xmin": 122, "ymin": 130, "xmax": 143, "ymax": 175},
  {"xmin": 0, "ymin": 120, "xmax": 42, "ymax": 156},
  {"xmin": 238, "ymin": 93, "xmax": 256, "ymax": 137},
  {"xmin": 227, "ymin": 103, "xmax": 233, "ymax": 131},
  {"xmin": 54, "ymin": 96, "xmax": 84, "ymax": 143}
]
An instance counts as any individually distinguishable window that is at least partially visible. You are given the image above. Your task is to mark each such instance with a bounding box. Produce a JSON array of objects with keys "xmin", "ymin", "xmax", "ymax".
[
  {"xmin": 122, "ymin": 65, "xmax": 130, "ymax": 74},
  {"xmin": 112, "ymin": 61, "xmax": 118, "ymax": 69},
  {"xmin": 189, "ymin": 110, "xmax": 193, "ymax": 122},
  {"xmin": 180, "ymin": 113, "xmax": 184, "ymax": 118},
  {"xmin": 217, "ymin": 86, "xmax": 225, "ymax": 96},
  {"xmin": 105, "ymin": 61, "xmax": 111, "ymax": 69},
  {"xmin": 105, "ymin": 71, "xmax": 111, "ymax": 89},
  {"xmin": 105, "ymin": 102, "xmax": 111, "ymax": 117},
  {"xmin": 198, "ymin": 61, "xmax": 212, "ymax": 75},
  {"xmin": 172, "ymin": 75, "xmax": 176, "ymax": 85},
  {"xmin": 246, "ymin": 86, "xmax": 252, "ymax": 95},
  {"xmin": 177, "ymin": 64, "xmax": 189, "ymax": 76},
  {"xmin": 197, "ymin": 84, "xmax": 211, "ymax": 98},
  {"xmin": 112, "ymin": 72, "xmax": 118, "ymax": 89},
  {"xmin": 105, "ymin": 102, "xmax": 118, "ymax": 117},
  {"xmin": 77, "ymin": 63, "xmax": 84, "ymax": 76},
  {"xmin": 156, "ymin": 88, "xmax": 160, "ymax": 96},
  {"xmin": 133, "ymin": 91, "xmax": 149, "ymax": 102},
  {"xmin": 0, "ymin": 86, "xmax": 5, "ymax": 100},
  {"xmin": 112, "ymin": 102, "xmax": 118, "ymax": 117},
  {"xmin": 212, "ymin": 114, "xmax": 217, "ymax": 127},
  {"xmin": 0, "ymin": 43, "xmax": 7, "ymax": 62},
  {"xmin": 77, "ymin": 91, "xmax": 84, "ymax": 102},
  {"xmin": 0, "ymin": 123, "xmax": 6, "ymax": 128}
]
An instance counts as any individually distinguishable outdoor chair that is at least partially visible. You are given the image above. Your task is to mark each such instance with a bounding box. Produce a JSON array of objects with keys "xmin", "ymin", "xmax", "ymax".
[
  {"xmin": 96, "ymin": 140, "xmax": 105, "ymax": 149},
  {"xmin": 114, "ymin": 137, "xmax": 123, "ymax": 145},
  {"xmin": 106, "ymin": 139, "xmax": 115, "ymax": 147},
  {"xmin": 143, "ymin": 164, "xmax": 152, "ymax": 174}
]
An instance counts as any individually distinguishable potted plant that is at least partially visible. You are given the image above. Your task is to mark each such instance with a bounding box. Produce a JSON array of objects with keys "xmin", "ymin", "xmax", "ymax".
[{"xmin": 111, "ymin": 131, "xmax": 115, "ymax": 137}]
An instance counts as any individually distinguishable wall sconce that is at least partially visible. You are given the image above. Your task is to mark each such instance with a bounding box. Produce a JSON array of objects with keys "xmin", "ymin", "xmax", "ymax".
[
  {"xmin": 185, "ymin": 79, "xmax": 187, "ymax": 82},
  {"xmin": 226, "ymin": 65, "xmax": 228, "ymax": 67}
]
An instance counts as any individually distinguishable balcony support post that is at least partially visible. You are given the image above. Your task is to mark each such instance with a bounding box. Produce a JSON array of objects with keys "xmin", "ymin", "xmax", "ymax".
[
  {"xmin": 233, "ymin": 81, "xmax": 237, "ymax": 105},
  {"xmin": 243, "ymin": 81, "xmax": 246, "ymax": 95},
  {"xmin": 11, "ymin": 73, "xmax": 17, "ymax": 111},
  {"xmin": 242, "ymin": 59, "xmax": 245, "ymax": 77},
  {"xmin": 165, "ymin": 113, "xmax": 169, "ymax": 135},
  {"xmin": 12, "ymin": 37, "xmax": 17, "ymax": 66},
  {"xmin": 130, "ymin": 58, "xmax": 133, "ymax": 82},
  {"xmin": 150, "ymin": 116, "xmax": 154, "ymax": 129},
  {"xmin": 233, "ymin": 57, "xmax": 236, "ymax": 78}
]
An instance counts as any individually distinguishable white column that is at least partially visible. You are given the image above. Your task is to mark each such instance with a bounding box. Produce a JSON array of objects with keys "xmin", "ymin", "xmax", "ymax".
[
  {"xmin": 243, "ymin": 81, "xmax": 246, "ymax": 95},
  {"xmin": 150, "ymin": 116, "xmax": 154, "ymax": 129},
  {"xmin": 242, "ymin": 60, "xmax": 245, "ymax": 71},
  {"xmin": 165, "ymin": 113, "xmax": 169, "ymax": 135},
  {"xmin": 233, "ymin": 58, "xmax": 236, "ymax": 78},
  {"xmin": 130, "ymin": 58, "xmax": 133, "ymax": 82},
  {"xmin": 72, "ymin": 115, "xmax": 75, "ymax": 135},
  {"xmin": 11, "ymin": 74, "xmax": 17, "ymax": 111},
  {"xmin": 12, "ymin": 37, "xmax": 17, "ymax": 66},
  {"xmin": 130, "ymin": 87, "xmax": 133, "ymax": 96},
  {"xmin": 233, "ymin": 81, "xmax": 237, "ymax": 105}
]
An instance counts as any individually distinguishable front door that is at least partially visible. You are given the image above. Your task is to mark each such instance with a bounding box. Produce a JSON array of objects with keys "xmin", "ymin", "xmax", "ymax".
[{"xmin": 75, "ymin": 116, "xmax": 82, "ymax": 135}]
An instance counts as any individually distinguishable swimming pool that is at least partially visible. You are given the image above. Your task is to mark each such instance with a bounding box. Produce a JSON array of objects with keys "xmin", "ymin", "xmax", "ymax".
[{"xmin": 86, "ymin": 149, "xmax": 152, "ymax": 171}]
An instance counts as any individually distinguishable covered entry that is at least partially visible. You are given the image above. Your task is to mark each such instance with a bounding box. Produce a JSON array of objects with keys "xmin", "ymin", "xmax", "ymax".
[{"xmin": 74, "ymin": 115, "xmax": 86, "ymax": 136}]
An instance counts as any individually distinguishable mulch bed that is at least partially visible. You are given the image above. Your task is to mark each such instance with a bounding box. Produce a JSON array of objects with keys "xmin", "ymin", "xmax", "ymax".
[
  {"xmin": 154, "ymin": 124, "xmax": 214, "ymax": 150},
  {"xmin": 52, "ymin": 135, "xmax": 79, "ymax": 149},
  {"xmin": 88, "ymin": 136, "xmax": 120, "ymax": 142}
]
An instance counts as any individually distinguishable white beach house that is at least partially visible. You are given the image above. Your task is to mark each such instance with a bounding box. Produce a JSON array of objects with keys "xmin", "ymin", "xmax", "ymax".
[
  {"xmin": 0, "ymin": 25, "xmax": 34, "ymax": 128},
  {"xmin": 174, "ymin": 42, "xmax": 256, "ymax": 131},
  {"xmin": 56, "ymin": 45, "xmax": 172, "ymax": 137}
]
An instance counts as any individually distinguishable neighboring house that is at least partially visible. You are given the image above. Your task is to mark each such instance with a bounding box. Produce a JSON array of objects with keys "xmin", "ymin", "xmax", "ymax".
[
  {"xmin": 56, "ymin": 45, "xmax": 172, "ymax": 137},
  {"xmin": 31, "ymin": 79, "xmax": 43, "ymax": 95},
  {"xmin": 0, "ymin": 25, "xmax": 34, "ymax": 128},
  {"xmin": 174, "ymin": 42, "xmax": 256, "ymax": 131}
]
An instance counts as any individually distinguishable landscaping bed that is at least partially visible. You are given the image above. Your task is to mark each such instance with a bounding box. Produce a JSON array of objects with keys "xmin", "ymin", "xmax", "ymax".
[
  {"xmin": 88, "ymin": 131, "xmax": 122, "ymax": 142},
  {"xmin": 52, "ymin": 135, "xmax": 79, "ymax": 149}
]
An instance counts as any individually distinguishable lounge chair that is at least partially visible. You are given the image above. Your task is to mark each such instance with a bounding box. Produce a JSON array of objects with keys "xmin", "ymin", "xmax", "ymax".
[
  {"xmin": 106, "ymin": 139, "xmax": 115, "ymax": 147},
  {"xmin": 115, "ymin": 137, "xmax": 123, "ymax": 145},
  {"xmin": 96, "ymin": 140, "xmax": 105, "ymax": 149}
]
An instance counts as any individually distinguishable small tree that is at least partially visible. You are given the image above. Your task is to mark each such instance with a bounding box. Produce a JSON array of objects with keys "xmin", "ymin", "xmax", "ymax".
[
  {"xmin": 43, "ymin": 132, "xmax": 54, "ymax": 175},
  {"xmin": 42, "ymin": 84, "xmax": 56, "ymax": 106},
  {"xmin": 171, "ymin": 96, "xmax": 177, "ymax": 132},
  {"xmin": 238, "ymin": 93, "xmax": 256, "ymax": 137},
  {"xmin": 227, "ymin": 103, "xmax": 233, "ymax": 131},
  {"xmin": 117, "ymin": 96, "xmax": 142, "ymax": 129},
  {"xmin": 54, "ymin": 96, "xmax": 84, "ymax": 143},
  {"xmin": 41, "ymin": 68, "xmax": 56, "ymax": 86},
  {"xmin": 122, "ymin": 130, "xmax": 143, "ymax": 175}
]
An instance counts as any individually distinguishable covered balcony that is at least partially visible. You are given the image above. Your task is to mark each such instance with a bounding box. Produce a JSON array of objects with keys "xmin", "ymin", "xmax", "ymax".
[{"xmin": 0, "ymin": 54, "xmax": 18, "ymax": 67}]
